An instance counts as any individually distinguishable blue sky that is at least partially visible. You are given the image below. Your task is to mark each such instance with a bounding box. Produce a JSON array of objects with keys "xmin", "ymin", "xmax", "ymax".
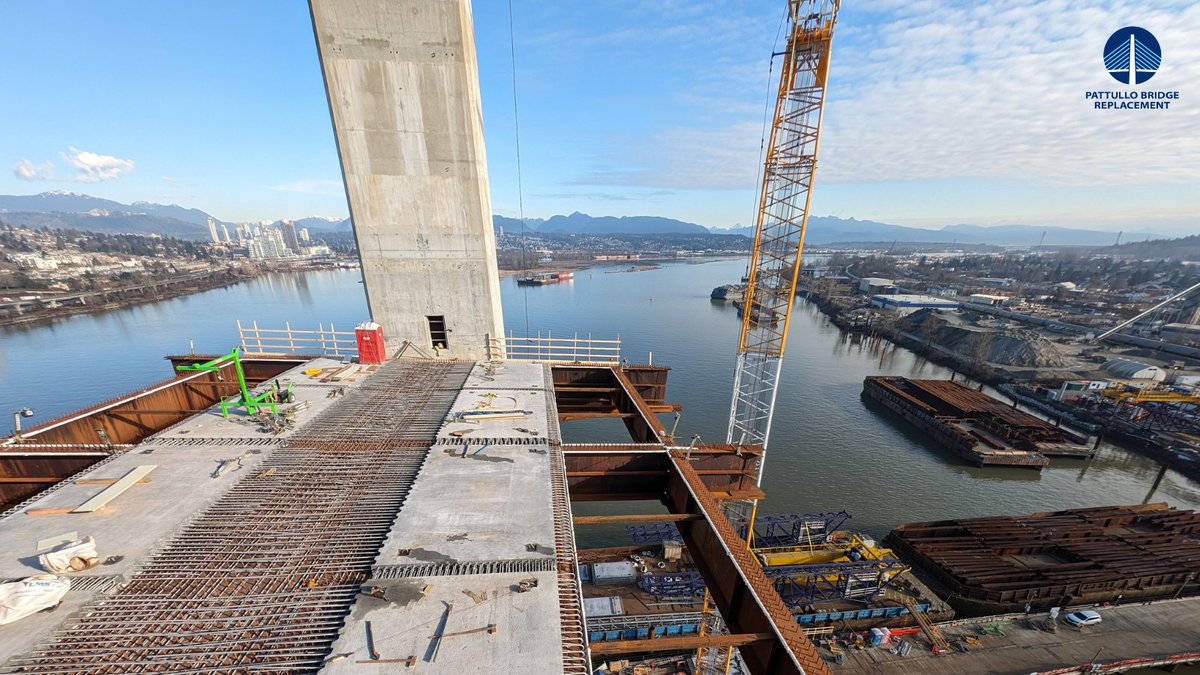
[{"xmin": 1, "ymin": 1, "xmax": 1197, "ymax": 233}]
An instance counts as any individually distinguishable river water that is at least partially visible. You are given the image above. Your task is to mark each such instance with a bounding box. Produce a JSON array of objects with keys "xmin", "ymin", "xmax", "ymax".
[{"xmin": 3, "ymin": 260, "xmax": 1199, "ymax": 541}]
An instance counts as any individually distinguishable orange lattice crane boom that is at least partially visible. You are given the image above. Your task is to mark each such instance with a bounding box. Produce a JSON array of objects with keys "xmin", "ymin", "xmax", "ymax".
[{"xmin": 728, "ymin": 0, "xmax": 840, "ymax": 482}]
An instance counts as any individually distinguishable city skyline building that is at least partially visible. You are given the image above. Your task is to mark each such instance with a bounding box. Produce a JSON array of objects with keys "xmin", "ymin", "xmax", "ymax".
[{"xmin": 280, "ymin": 219, "xmax": 301, "ymax": 254}]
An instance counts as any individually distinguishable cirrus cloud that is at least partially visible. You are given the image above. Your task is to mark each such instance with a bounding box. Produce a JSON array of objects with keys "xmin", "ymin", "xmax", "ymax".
[{"xmin": 566, "ymin": 0, "xmax": 1200, "ymax": 195}]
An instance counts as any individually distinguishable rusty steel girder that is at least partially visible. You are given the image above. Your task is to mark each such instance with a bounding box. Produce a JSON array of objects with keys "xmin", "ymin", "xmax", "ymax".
[
  {"xmin": 665, "ymin": 453, "xmax": 832, "ymax": 675},
  {"xmin": 562, "ymin": 444, "xmax": 760, "ymax": 501},
  {"xmin": 552, "ymin": 366, "xmax": 673, "ymax": 444}
]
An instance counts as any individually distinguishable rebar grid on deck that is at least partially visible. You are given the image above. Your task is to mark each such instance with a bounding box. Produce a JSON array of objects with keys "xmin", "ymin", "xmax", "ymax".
[
  {"xmin": 371, "ymin": 558, "xmax": 556, "ymax": 579},
  {"xmin": 543, "ymin": 372, "xmax": 591, "ymax": 675},
  {"xmin": 4, "ymin": 361, "xmax": 471, "ymax": 675}
]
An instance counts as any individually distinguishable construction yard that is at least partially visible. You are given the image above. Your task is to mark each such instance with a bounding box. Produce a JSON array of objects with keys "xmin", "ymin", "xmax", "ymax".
[{"xmin": 833, "ymin": 597, "xmax": 1200, "ymax": 674}]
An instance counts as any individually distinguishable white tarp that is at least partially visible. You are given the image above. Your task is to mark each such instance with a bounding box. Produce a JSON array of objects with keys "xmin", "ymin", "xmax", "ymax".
[
  {"xmin": 38, "ymin": 536, "xmax": 98, "ymax": 574},
  {"xmin": 0, "ymin": 575, "xmax": 70, "ymax": 625}
]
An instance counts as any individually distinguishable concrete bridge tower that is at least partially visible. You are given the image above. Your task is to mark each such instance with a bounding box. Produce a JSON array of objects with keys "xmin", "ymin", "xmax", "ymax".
[{"xmin": 309, "ymin": 0, "xmax": 505, "ymax": 359}]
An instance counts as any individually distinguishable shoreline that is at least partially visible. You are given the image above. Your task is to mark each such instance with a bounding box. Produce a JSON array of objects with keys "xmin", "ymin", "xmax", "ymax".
[
  {"xmin": 3, "ymin": 255, "xmax": 732, "ymax": 329},
  {"xmin": 796, "ymin": 288, "xmax": 1200, "ymax": 483},
  {"xmin": 0, "ymin": 262, "xmax": 356, "ymax": 330},
  {"xmin": 0, "ymin": 269, "xmax": 258, "ymax": 330},
  {"xmin": 497, "ymin": 254, "xmax": 740, "ymax": 278}
]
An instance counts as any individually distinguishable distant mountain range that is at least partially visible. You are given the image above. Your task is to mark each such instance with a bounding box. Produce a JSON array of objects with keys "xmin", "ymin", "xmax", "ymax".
[
  {"xmin": 710, "ymin": 218, "xmax": 1161, "ymax": 247},
  {"xmin": 494, "ymin": 212, "xmax": 709, "ymax": 235},
  {"xmin": 0, "ymin": 192, "xmax": 216, "ymax": 238},
  {"xmin": 496, "ymin": 213, "xmax": 1168, "ymax": 246},
  {"xmin": 0, "ymin": 191, "xmax": 1180, "ymax": 248},
  {"xmin": 0, "ymin": 192, "xmax": 352, "ymax": 240},
  {"xmin": 294, "ymin": 215, "xmax": 350, "ymax": 233}
]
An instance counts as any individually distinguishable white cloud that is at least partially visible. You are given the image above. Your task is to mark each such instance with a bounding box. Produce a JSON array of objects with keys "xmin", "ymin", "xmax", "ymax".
[
  {"xmin": 819, "ymin": 0, "xmax": 1200, "ymax": 187},
  {"xmin": 61, "ymin": 147, "xmax": 135, "ymax": 183},
  {"xmin": 570, "ymin": 1, "xmax": 1200, "ymax": 199},
  {"xmin": 270, "ymin": 179, "xmax": 345, "ymax": 196},
  {"xmin": 13, "ymin": 159, "xmax": 55, "ymax": 181}
]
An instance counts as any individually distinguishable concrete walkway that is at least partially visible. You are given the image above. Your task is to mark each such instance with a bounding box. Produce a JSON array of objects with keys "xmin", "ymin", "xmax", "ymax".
[{"xmin": 835, "ymin": 597, "xmax": 1200, "ymax": 675}]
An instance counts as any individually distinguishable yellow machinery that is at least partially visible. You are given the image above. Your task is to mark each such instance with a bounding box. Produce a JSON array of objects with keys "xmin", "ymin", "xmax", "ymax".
[
  {"xmin": 1101, "ymin": 387, "xmax": 1200, "ymax": 405},
  {"xmin": 755, "ymin": 532, "xmax": 899, "ymax": 568}
]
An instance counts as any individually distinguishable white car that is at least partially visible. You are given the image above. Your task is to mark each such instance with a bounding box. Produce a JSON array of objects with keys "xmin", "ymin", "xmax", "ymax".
[{"xmin": 1063, "ymin": 610, "xmax": 1102, "ymax": 627}]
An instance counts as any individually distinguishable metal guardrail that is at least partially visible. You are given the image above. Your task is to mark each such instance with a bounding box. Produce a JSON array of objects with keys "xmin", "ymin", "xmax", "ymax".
[
  {"xmin": 236, "ymin": 323, "xmax": 620, "ymax": 364},
  {"xmin": 488, "ymin": 332, "xmax": 621, "ymax": 364},
  {"xmin": 236, "ymin": 320, "xmax": 357, "ymax": 358}
]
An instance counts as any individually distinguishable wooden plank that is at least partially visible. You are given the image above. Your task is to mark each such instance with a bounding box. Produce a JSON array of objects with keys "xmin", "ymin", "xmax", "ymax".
[
  {"xmin": 37, "ymin": 531, "xmax": 78, "ymax": 551},
  {"xmin": 75, "ymin": 478, "xmax": 152, "ymax": 486},
  {"xmin": 71, "ymin": 465, "xmax": 157, "ymax": 513}
]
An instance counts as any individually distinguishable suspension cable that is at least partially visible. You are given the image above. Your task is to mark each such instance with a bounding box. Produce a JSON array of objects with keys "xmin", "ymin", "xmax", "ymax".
[{"xmin": 507, "ymin": 0, "xmax": 531, "ymax": 336}]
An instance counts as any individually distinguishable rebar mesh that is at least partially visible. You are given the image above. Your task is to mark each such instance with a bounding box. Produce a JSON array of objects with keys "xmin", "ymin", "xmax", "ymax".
[{"xmin": 4, "ymin": 360, "xmax": 471, "ymax": 674}]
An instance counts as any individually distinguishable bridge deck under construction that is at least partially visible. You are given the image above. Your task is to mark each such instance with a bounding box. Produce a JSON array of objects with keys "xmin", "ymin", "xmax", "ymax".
[
  {"xmin": 0, "ymin": 359, "xmax": 587, "ymax": 674},
  {"xmin": 0, "ymin": 355, "xmax": 836, "ymax": 674}
]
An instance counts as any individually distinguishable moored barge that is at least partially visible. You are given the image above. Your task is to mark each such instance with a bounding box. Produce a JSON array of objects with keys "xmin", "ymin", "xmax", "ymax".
[
  {"xmin": 863, "ymin": 376, "xmax": 1093, "ymax": 469},
  {"xmin": 887, "ymin": 503, "xmax": 1200, "ymax": 616}
]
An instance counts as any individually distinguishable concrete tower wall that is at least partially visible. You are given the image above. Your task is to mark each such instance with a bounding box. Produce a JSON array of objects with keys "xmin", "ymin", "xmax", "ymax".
[{"xmin": 309, "ymin": 0, "xmax": 504, "ymax": 359}]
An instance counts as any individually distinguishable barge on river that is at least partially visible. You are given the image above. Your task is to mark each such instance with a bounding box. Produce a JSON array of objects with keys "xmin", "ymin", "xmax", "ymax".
[
  {"xmin": 887, "ymin": 503, "xmax": 1200, "ymax": 616},
  {"xmin": 862, "ymin": 376, "xmax": 1093, "ymax": 469}
]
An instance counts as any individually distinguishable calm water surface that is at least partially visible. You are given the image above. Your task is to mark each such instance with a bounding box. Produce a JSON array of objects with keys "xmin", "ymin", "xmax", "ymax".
[{"xmin": 3, "ymin": 261, "xmax": 1198, "ymax": 542}]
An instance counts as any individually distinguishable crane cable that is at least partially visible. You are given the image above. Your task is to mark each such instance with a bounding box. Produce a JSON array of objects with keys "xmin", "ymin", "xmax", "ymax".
[
  {"xmin": 507, "ymin": 0, "xmax": 531, "ymax": 337},
  {"xmin": 744, "ymin": 10, "xmax": 789, "ymax": 283}
]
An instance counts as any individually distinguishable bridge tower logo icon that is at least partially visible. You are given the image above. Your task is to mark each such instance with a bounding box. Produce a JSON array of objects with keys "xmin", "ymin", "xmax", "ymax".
[{"xmin": 1104, "ymin": 26, "xmax": 1161, "ymax": 84}]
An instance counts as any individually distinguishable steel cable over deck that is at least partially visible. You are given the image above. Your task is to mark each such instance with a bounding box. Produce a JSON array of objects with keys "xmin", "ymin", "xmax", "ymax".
[{"xmin": 3, "ymin": 360, "xmax": 471, "ymax": 675}]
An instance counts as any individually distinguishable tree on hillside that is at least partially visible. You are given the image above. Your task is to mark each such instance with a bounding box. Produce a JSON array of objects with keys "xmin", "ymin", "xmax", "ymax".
[{"xmin": 968, "ymin": 331, "xmax": 995, "ymax": 369}]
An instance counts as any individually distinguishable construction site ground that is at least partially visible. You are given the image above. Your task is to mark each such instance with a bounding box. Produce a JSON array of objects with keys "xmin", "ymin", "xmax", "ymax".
[{"xmin": 833, "ymin": 597, "xmax": 1200, "ymax": 674}]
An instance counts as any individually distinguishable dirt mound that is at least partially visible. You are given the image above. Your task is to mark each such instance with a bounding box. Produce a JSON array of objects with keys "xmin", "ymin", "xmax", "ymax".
[{"xmin": 900, "ymin": 310, "xmax": 1071, "ymax": 369}]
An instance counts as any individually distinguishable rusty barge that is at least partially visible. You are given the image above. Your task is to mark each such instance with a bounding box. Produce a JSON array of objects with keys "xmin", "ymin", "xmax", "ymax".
[
  {"xmin": 887, "ymin": 503, "xmax": 1200, "ymax": 617},
  {"xmin": 862, "ymin": 376, "xmax": 1093, "ymax": 469}
]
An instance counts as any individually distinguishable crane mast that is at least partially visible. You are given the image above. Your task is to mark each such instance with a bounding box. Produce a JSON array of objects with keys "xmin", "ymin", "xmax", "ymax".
[{"xmin": 727, "ymin": 0, "xmax": 839, "ymax": 483}]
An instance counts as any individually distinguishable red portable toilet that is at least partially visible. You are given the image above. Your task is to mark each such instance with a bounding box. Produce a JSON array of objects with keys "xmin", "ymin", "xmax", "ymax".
[{"xmin": 355, "ymin": 321, "xmax": 386, "ymax": 364}]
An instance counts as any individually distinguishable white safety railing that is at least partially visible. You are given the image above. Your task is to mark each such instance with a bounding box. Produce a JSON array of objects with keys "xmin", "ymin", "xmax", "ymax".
[
  {"xmin": 488, "ymin": 332, "xmax": 621, "ymax": 364},
  {"xmin": 236, "ymin": 320, "xmax": 358, "ymax": 359}
]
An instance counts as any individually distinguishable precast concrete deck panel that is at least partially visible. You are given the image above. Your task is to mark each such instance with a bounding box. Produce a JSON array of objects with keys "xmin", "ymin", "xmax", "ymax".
[
  {"xmin": 327, "ymin": 359, "xmax": 579, "ymax": 674},
  {"xmin": 460, "ymin": 360, "xmax": 547, "ymax": 391},
  {"xmin": 0, "ymin": 443, "xmax": 270, "ymax": 582},
  {"xmin": 0, "ymin": 358, "xmax": 473, "ymax": 673},
  {"xmin": 835, "ymin": 597, "xmax": 1200, "ymax": 674},
  {"xmin": 320, "ymin": 570, "xmax": 564, "ymax": 674},
  {"xmin": 385, "ymin": 361, "xmax": 557, "ymax": 564},
  {"xmin": 0, "ymin": 358, "xmax": 583, "ymax": 673},
  {"xmin": 380, "ymin": 443, "xmax": 558, "ymax": 565},
  {"xmin": 0, "ymin": 358, "xmax": 345, "ymax": 666},
  {"xmin": 438, "ymin": 393, "xmax": 552, "ymax": 444}
]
